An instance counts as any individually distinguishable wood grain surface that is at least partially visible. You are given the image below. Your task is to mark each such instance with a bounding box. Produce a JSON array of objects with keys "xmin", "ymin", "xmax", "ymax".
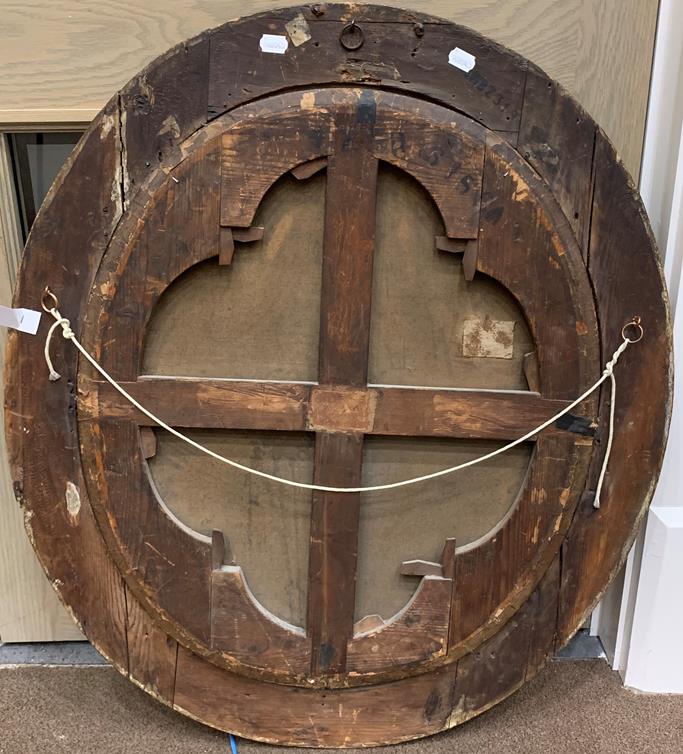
[
  {"xmin": 0, "ymin": 0, "xmax": 660, "ymax": 646},
  {"xmin": 2, "ymin": 3, "xmax": 671, "ymax": 747}
]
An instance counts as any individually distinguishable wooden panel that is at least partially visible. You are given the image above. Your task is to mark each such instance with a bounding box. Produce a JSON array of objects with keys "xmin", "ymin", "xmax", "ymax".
[
  {"xmin": 120, "ymin": 34, "xmax": 210, "ymax": 194},
  {"xmin": 125, "ymin": 585, "xmax": 178, "ymax": 703},
  {"xmin": 0, "ymin": 2, "xmax": 657, "ymax": 177},
  {"xmin": 518, "ymin": 66, "xmax": 596, "ymax": 254},
  {"xmin": 476, "ymin": 134, "xmax": 600, "ymax": 400},
  {"xmin": 208, "ymin": 10, "xmax": 527, "ymax": 132}
]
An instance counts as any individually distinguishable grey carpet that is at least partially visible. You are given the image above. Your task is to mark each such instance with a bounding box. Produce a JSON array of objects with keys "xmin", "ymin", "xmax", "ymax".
[{"xmin": 0, "ymin": 660, "xmax": 681, "ymax": 753}]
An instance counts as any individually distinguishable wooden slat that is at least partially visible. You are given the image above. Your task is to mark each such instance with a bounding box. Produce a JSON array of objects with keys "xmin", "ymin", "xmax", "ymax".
[
  {"xmin": 318, "ymin": 93, "xmax": 378, "ymax": 386},
  {"xmin": 307, "ymin": 95, "xmax": 379, "ymax": 674},
  {"xmin": 83, "ymin": 378, "xmax": 576, "ymax": 441},
  {"xmin": 80, "ymin": 377, "xmax": 311, "ymax": 431},
  {"xmin": 518, "ymin": 66, "xmax": 596, "ymax": 255},
  {"xmin": 477, "ymin": 133, "xmax": 600, "ymax": 401},
  {"xmin": 557, "ymin": 131, "xmax": 672, "ymax": 644},
  {"xmin": 308, "ymin": 432, "xmax": 363, "ymax": 674}
]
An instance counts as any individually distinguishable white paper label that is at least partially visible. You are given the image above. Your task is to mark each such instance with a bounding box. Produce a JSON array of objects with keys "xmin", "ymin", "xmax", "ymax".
[
  {"xmin": 448, "ymin": 47, "xmax": 476, "ymax": 73},
  {"xmin": 260, "ymin": 34, "xmax": 289, "ymax": 54},
  {"xmin": 0, "ymin": 305, "xmax": 41, "ymax": 335}
]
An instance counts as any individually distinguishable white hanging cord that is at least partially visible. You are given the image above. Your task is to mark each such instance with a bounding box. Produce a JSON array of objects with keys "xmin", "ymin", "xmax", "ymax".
[{"xmin": 41, "ymin": 288, "xmax": 642, "ymax": 505}]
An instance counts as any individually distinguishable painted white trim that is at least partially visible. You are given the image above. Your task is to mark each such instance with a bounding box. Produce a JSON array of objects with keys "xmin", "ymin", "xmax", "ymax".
[{"xmin": 623, "ymin": 507, "xmax": 683, "ymax": 693}]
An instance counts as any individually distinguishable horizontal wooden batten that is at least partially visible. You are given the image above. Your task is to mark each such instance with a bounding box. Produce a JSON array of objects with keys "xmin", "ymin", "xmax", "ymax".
[{"xmin": 78, "ymin": 377, "xmax": 581, "ymax": 441}]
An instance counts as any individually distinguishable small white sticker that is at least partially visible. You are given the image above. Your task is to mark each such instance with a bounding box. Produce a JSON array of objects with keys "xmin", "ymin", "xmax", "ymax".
[
  {"xmin": 260, "ymin": 34, "xmax": 289, "ymax": 54},
  {"xmin": 448, "ymin": 47, "xmax": 476, "ymax": 73},
  {"xmin": 285, "ymin": 14, "xmax": 312, "ymax": 47},
  {"xmin": 0, "ymin": 305, "xmax": 41, "ymax": 335}
]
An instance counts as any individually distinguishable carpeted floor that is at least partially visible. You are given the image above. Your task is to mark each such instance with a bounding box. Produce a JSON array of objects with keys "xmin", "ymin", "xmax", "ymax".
[{"xmin": 0, "ymin": 660, "xmax": 681, "ymax": 753}]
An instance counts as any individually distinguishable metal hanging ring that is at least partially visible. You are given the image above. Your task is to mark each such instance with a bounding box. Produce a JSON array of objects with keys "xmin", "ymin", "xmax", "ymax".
[
  {"xmin": 621, "ymin": 316, "xmax": 644, "ymax": 343},
  {"xmin": 41, "ymin": 286, "xmax": 59, "ymax": 313},
  {"xmin": 339, "ymin": 20, "xmax": 364, "ymax": 51}
]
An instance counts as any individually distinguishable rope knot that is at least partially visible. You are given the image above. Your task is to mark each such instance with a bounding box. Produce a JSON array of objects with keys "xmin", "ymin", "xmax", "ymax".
[{"xmin": 58, "ymin": 317, "xmax": 74, "ymax": 340}]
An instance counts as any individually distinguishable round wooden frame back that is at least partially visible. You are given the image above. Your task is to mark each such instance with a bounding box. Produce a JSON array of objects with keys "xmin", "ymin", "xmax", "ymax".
[{"xmin": 5, "ymin": 4, "xmax": 671, "ymax": 747}]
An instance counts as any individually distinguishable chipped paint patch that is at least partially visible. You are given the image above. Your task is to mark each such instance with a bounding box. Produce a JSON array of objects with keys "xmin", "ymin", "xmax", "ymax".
[
  {"xmin": 300, "ymin": 91, "xmax": 316, "ymax": 110},
  {"xmin": 462, "ymin": 317, "xmax": 515, "ymax": 359},
  {"xmin": 576, "ymin": 320, "xmax": 589, "ymax": 335},
  {"xmin": 65, "ymin": 481, "xmax": 81, "ymax": 519},
  {"xmin": 99, "ymin": 113, "xmax": 115, "ymax": 140},
  {"xmin": 159, "ymin": 114, "xmax": 180, "ymax": 139}
]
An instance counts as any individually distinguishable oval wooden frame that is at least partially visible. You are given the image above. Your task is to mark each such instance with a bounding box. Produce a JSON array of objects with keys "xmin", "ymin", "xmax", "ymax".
[{"xmin": 5, "ymin": 4, "xmax": 672, "ymax": 747}]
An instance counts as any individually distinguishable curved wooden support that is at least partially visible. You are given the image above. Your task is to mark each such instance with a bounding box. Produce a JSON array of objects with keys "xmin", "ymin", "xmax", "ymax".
[
  {"xmin": 211, "ymin": 565, "xmax": 311, "ymax": 675},
  {"xmin": 346, "ymin": 575, "xmax": 452, "ymax": 672}
]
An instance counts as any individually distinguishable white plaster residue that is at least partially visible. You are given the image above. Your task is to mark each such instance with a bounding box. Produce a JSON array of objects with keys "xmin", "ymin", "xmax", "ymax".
[{"xmin": 65, "ymin": 481, "xmax": 81, "ymax": 518}]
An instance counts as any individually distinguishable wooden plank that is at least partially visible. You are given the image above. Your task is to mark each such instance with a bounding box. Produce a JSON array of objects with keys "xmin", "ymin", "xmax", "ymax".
[
  {"xmin": 80, "ymin": 377, "xmax": 311, "ymax": 431},
  {"xmin": 208, "ymin": 10, "xmax": 527, "ymax": 131},
  {"xmin": 449, "ymin": 555, "xmax": 560, "ymax": 727},
  {"xmin": 307, "ymin": 432, "xmax": 363, "ymax": 674},
  {"xmin": 306, "ymin": 95, "xmax": 378, "ymax": 674},
  {"xmin": 477, "ymin": 133, "xmax": 600, "ymax": 400},
  {"xmin": 318, "ymin": 92, "xmax": 378, "ymax": 386},
  {"xmin": 174, "ymin": 644, "xmax": 457, "ymax": 747},
  {"xmin": 125, "ymin": 585, "xmax": 178, "ymax": 703},
  {"xmin": 83, "ymin": 377, "xmax": 577, "ymax": 441},
  {"xmin": 4, "ymin": 98, "xmax": 128, "ymax": 663},
  {"xmin": 120, "ymin": 34, "xmax": 210, "ymax": 195},
  {"xmin": 518, "ymin": 65, "xmax": 596, "ymax": 254},
  {"xmin": 557, "ymin": 131, "xmax": 672, "ymax": 645}
]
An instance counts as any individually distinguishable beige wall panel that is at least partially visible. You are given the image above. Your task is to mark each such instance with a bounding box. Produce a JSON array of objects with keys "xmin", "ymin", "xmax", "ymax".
[
  {"xmin": 0, "ymin": 1, "xmax": 658, "ymax": 175},
  {"xmin": 0, "ymin": 1, "xmax": 658, "ymax": 640}
]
